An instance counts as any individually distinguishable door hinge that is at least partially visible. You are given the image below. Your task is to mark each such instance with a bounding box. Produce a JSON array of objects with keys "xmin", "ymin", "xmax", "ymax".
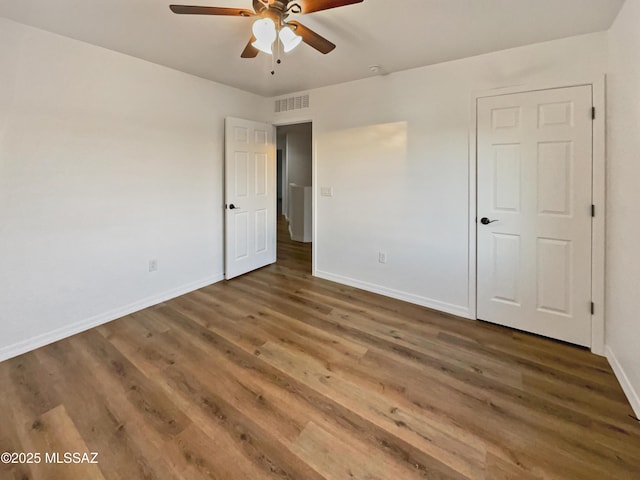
[
  {"xmin": 591, "ymin": 302, "xmax": 595, "ymax": 315},
  {"xmin": 591, "ymin": 107, "xmax": 596, "ymax": 120},
  {"xmin": 591, "ymin": 204, "xmax": 595, "ymax": 217}
]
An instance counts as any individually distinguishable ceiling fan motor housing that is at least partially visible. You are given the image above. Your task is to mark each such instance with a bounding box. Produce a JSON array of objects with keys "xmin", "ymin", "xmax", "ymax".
[{"xmin": 261, "ymin": 0, "xmax": 293, "ymax": 26}]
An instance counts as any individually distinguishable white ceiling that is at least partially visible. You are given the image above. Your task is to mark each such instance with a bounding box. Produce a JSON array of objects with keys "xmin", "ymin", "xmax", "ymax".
[{"xmin": 0, "ymin": 0, "xmax": 624, "ymax": 97}]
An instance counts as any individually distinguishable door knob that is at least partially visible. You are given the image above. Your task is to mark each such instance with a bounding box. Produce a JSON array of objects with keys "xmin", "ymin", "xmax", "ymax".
[
  {"xmin": 480, "ymin": 217, "xmax": 499, "ymax": 225},
  {"xmin": 228, "ymin": 204, "xmax": 238, "ymax": 210}
]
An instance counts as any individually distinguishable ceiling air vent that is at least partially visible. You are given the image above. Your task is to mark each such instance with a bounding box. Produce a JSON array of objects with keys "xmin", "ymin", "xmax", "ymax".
[{"xmin": 275, "ymin": 94, "xmax": 310, "ymax": 113}]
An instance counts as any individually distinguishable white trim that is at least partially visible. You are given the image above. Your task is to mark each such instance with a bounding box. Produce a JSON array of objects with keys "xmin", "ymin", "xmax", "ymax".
[
  {"xmin": 469, "ymin": 76, "xmax": 607, "ymax": 355},
  {"xmin": 0, "ymin": 274, "xmax": 224, "ymax": 363},
  {"xmin": 283, "ymin": 136, "xmax": 289, "ymax": 219},
  {"xmin": 606, "ymin": 345, "xmax": 640, "ymax": 418},
  {"xmin": 312, "ymin": 121, "xmax": 318, "ymax": 277},
  {"xmin": 471, "ymin": 77, "xmax": 601, "ymax": 99},
  {"xmin": 315, "ymin": 270, "xmax": 472, "ymax": 319},
  {"xmin": 467, "ymin": 93, "xmax": 478, "ymax": 319},
  {"xmin": 590, "ymin": 76, "xmax": 606, "ymax": 356}
]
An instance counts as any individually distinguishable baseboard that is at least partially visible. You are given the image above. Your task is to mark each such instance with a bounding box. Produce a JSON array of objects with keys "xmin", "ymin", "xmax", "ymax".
[
  {"xmin": 605, "ymin": 345, "xmax": 640, "ymax": 418},
  {"xmin": 0, "ymin": 273, "xmax": 224, "ymax": 363},
  {"xmin": 314, "ymin": 269, "xmax": 472, "ymax": 319}
]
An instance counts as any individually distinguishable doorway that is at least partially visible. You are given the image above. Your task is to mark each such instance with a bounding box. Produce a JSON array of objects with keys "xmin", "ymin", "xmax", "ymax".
[
  {"xmin": 475, "ymin": 85, "xmax": 596, "ymax": 347},
  {"xmin": 276, "ymin": 122, "xmax": 313, "ymax": 273}
]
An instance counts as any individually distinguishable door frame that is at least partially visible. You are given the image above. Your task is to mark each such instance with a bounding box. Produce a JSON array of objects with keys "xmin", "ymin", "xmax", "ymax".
[
  {"xmin": 468, "ymin": 77, "xmax": 606, "ymax": 355},
  {"xmin": 273, "ymin": 117, "xmax": 315, "ymax": 274}
]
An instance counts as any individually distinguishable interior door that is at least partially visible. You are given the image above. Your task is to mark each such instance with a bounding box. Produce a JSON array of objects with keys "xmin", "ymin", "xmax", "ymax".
[
  {"xmin": 476, "ymin": 86, "xmax": 593, "ymax": 346},
  {"xmin": 225, "ymin": 117, "xmax": 276, "ymax": 280}
]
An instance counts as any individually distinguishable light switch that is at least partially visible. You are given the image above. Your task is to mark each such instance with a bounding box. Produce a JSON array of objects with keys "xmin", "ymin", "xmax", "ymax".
[{"xmin": 320, "ymin": 187, "xmax": 333, "ymax": 197}]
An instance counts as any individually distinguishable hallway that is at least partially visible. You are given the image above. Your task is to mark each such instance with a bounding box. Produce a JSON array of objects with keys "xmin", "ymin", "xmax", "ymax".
[{"xmin": 277, "ymin": 214, "xmax": 312, "ymax": 274}]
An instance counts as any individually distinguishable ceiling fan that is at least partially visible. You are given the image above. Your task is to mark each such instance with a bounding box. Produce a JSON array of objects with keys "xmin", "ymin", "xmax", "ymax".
[{"xmin": 169, "ymin": 0, "xmax": 364, "ymax": 58}]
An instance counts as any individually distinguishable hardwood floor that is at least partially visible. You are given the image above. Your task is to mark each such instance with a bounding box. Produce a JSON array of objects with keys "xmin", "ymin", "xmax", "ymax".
[{"xmin": 1, "ymin": 217, "xmax": 639, "ymax": 479}]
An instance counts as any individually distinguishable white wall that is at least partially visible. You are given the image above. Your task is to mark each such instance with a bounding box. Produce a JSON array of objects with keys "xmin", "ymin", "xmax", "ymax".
[
  {"xmin": 605, "ymin": 0, "xmax": 640, "ymax": 416},
  {"xmin": 273, "ymin": 32, "xmax": 606, "ymax": 317},
  {"xmin": 284, "ymin": 123, "xmax": 312, "ymax": 188},
  {"xmin": 0, "ymin": 18, "xmax": 269, "ymax": 360}
]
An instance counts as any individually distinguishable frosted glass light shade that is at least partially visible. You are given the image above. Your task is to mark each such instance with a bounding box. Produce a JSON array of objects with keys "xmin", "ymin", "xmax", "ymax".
[
  {"xmin": 279, "ymin": 26, "xmax": 302, "ymax": 53},
  {"xmin": 252, "ymin": 18, "xmax": 276, "ymax": 54}
]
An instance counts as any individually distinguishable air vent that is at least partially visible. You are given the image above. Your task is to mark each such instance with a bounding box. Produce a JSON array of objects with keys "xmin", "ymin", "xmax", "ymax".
[{"xmin": 275, "ymin": 94, "xmax": 310, "ymax": 113}]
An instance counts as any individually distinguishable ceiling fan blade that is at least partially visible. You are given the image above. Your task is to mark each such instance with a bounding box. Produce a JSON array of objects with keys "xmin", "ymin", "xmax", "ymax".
[
  {"xmin": 169, "ymin": 5, "xmax": 255, "ymax": 16},
  {"xmin": 241, "ymin": 36, "xmax": 259, "ymax": 58},
  {"xmin": 298, "ymin": 0, "xmax": 363, "ymax": 14},
  {"xmin": 288, "ymin": 21, "xmax": 336, "ymax": 54}
]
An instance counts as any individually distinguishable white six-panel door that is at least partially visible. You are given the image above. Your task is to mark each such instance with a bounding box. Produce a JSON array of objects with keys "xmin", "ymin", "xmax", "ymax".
[
  {"xmin": 477, "ymin": 86, "xmax": 593, "ymax": 346},
  {"xmin": 225, "ymin": 117, "xmax": 276, "ymax": 280}
]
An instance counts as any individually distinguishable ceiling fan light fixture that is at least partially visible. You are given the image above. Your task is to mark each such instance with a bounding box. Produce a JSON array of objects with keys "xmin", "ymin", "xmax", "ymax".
[
  {"xmin": 251, "ymin": 17, "xmax": 277, "ymax": 54},
  {"xmin": 279, "ymin": 26, "xmax": 302, "ymax": 53}
]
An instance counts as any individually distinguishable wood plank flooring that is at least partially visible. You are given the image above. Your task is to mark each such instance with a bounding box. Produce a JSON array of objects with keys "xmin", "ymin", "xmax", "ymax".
[{"xmin": 1, "ymin": 217, "xmax": 639, "ymax": 479}]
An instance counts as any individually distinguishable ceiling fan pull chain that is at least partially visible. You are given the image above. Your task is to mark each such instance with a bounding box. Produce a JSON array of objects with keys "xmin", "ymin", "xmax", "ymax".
[
  {"xmin": 271, "ymin": 44, "xmax": 276, "ymax": 75},
  {"xmin": 277, "ymin": 33, "xmax": 282, "ymax": 65},
  {"xmin": 270, "ymin": 33, "xmax": 283, "ymax": 75}
]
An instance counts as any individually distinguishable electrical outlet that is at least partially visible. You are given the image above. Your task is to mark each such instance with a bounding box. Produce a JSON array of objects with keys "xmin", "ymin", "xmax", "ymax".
[
  {"xmin": 149, "ymin": 259, "xmax": 158, "ymax": 272},
  {"xmin": 378, "ymin": 252, "xmax": 387, "ymax": 264}
]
